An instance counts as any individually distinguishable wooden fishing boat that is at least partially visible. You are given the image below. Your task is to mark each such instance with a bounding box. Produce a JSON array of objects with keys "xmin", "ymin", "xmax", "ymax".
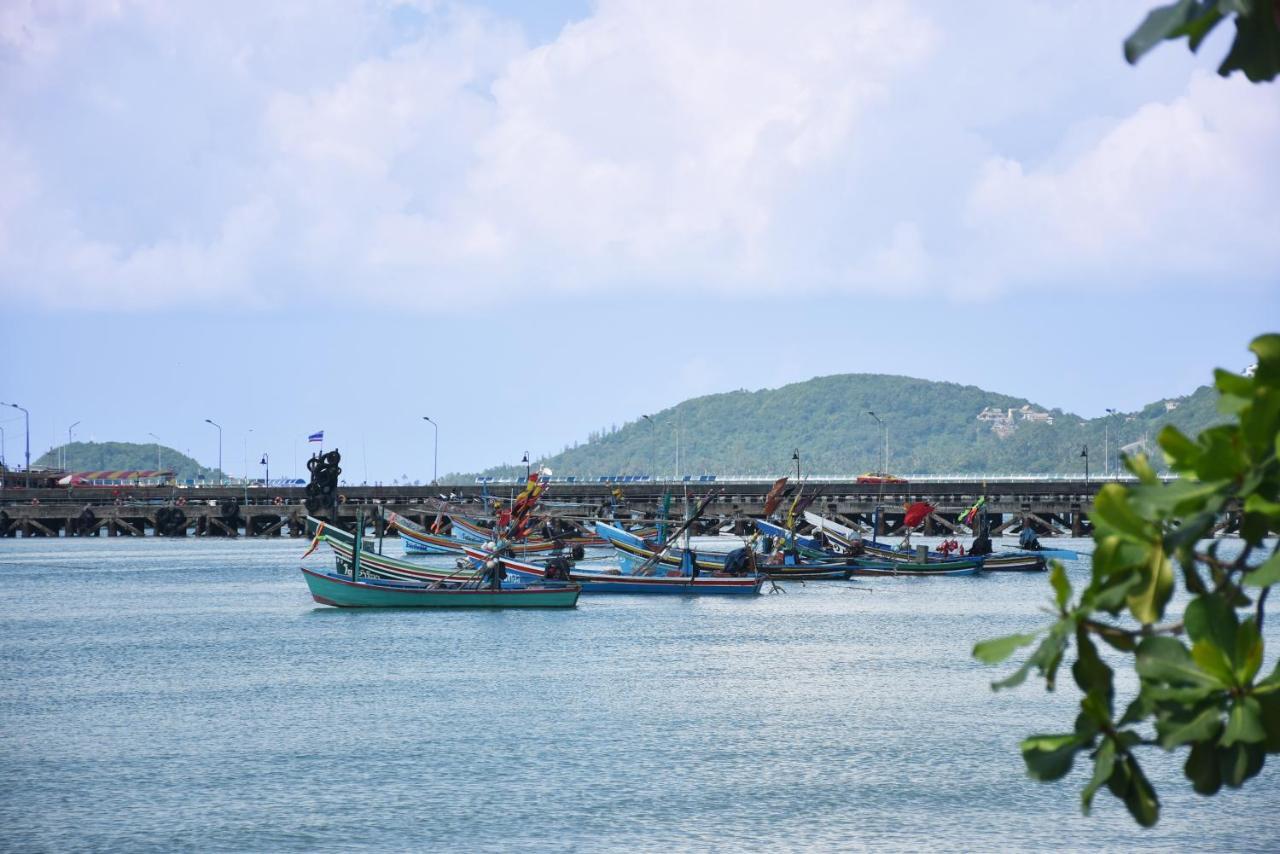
[
  {"xmin": 450, "ymin": 514, "xmax": 608, "ymax": 548},
  {"xmin": 461, "ymin": 546, "xmax": 765, "ymax": 595},
  {"xmin": 795, "ymin": 513, "xmax": 1047, "ymax": 572},
  {"xmin": 597, "ymin": 522, "xmax": 856, "ymax": 580},
  {"xmin": 386, "ymin": 512, "xmax": 562, "ymax": 556},
  {"xmin": 306, "ymin": 517, "xmax": 482, "ymax": 583},
  {"xmin": 846, "ymin": 557, "xmax": 982, "ymax": 577},
  {"xmin": 300, "ymin": 567, "xmax": 580, "ymax": 608},
  {"xmin": 757, "ymin": 517, "xmax": 1004, "ymax": 575}
]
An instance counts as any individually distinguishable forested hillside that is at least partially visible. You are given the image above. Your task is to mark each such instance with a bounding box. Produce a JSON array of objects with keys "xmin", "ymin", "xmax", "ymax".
[{"xmin": 473, "ymin": 374, "xmax": 1223, "ymax": 479}]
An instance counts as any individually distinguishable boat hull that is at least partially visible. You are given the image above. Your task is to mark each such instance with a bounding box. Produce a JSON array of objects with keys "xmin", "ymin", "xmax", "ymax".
[
  {"xmin": 467, "ymin": 547, "xmax": 764, "ymax": 595},
  {"xmin": 300, "ymin": 568, "xmax": 580, "ymax": 608}
]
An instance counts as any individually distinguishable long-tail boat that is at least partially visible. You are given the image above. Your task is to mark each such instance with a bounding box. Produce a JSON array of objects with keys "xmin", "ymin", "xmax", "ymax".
[
  {"xmin": 461, "ymin": 545, "xmax": 765, "ymax": 595},
  {"xmin": 299, "ymin": 514, "xmax": 579, "ymax": 608},
  {"xmin": 300, "ymin": 567, "xmax": 580, "ymax": 608},
  {"xmin": 596, "ymin": 521, "xmax": 856, "ymax": 581},
  {"xmin": 797, "ymin": 513, "xmax": 1048, "ymax": 572},
  {"xmin": 450, "ymin": 514, "xmax": 609, "ymax": 548},
  {"xmin": 386, "ymin": 512, "xmax": 563, "ymax": 556}
]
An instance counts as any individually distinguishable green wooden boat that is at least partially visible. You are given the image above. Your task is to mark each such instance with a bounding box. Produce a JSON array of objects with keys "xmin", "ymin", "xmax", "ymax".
[{"xmin": 301, "ymin": 567, "xmax": 581, "ymax": 608}]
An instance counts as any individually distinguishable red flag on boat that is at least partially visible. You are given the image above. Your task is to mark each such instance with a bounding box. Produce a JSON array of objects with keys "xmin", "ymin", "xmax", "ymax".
[
  {"xmin": 762, "ymin": 476, "xmax": 789, "ymax": 517},
  {"xmin": 902, "ymin": 501, "xmax": 935, "ymax": 530}
]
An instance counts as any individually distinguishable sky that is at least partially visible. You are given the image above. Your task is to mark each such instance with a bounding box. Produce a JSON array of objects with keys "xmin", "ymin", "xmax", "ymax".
[{"xmin": 1, "ymin": 1, "xmax": 1277, "ymax": 481}]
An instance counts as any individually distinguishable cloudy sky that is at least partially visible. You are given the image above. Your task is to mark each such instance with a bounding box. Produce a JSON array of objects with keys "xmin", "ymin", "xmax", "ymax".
[{"xmin": 1, "ymin": 0, "xmax": 1276, "ymax": 480}]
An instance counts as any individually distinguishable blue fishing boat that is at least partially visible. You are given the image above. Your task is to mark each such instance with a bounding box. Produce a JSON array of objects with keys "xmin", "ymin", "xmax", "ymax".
[
  {"xmin": 300, "ymin": 567, "xmax": 580, "ymax": 608},
  {"xmin": 462, "ymin": 545, "xmax": 765, "ymax": 595},
  {"xmin": 597, "ymin": 522, "xmax": 856, "ymax": 581}
]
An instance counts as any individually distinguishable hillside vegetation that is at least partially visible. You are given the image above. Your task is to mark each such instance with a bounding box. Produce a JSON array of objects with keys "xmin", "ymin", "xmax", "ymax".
[
  {"xmin": 474, "ymin": 374, "xmax": 1223, "ymax": 479},
  {"xmin": 33, "ymin": 442, "xmax": 223, "ymax": 483}
]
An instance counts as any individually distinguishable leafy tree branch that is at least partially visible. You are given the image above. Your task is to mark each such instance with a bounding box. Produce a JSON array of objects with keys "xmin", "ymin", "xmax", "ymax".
[{"xmin": 975, "ymin": 334, "xmax": 1280, "ymax": 826}]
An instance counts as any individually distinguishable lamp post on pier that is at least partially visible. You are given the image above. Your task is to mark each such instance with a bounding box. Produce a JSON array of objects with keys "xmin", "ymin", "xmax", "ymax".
[
  {"xmin": 867, "ymin": 411, "xmax": 888, "ymax": 475},
  {"xmin": 1104, "ymin": 408, "xmax": 1117, "ymax": 477},
  {"xmin": 522, "ymin": 451, "xmax": 530, "ymax": 480},
  {"xmin": 2, "ymin": 402, "xmax": 30, "ymax": 488},
  {"xmin": 66, "ymin": 420, "xmax": 81, "ymax": 471},
  {"xmin": 1081, "ymin": 444, "xmax": 1090, "ymax": 489},
  {"xmin": 147, "ymin": 432, "xmax": 162, "ymax": 470},
  {"xmin": 642, "ymin": 414, "xmax": 657, "ymax": 483},
  {"xmin": 792, "ymin": 448, "xmax": 801, "ymax": 482},
  {"xmin": 204, "ymin": 419, "xmax": 222, "ymax": 485},
  {"xmin": 422, "ymin": 416, "xmax": 438, "ymax": 485},
  {"xmin": 260, "ymin": 453, "xmax": 269, "ymax": 486}
]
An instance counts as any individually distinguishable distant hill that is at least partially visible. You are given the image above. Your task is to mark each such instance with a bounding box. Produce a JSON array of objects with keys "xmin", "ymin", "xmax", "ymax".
[
  {"xmin": 471, "ymin": 374, "xmax": 1223, "ymax": 479},
  {"xmin": 34, "ymin": 442, "xmax": 224, "ymax": 483}
]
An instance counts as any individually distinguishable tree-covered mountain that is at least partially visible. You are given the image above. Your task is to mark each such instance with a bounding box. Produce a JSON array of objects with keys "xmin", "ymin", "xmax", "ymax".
[
  {"xmin": 33, "ymin": 442, "xmax": 224, "ymax": 483},
  {"xmin": 471, "ymin": 374, "xmax": 1223, "ymax": 479}
]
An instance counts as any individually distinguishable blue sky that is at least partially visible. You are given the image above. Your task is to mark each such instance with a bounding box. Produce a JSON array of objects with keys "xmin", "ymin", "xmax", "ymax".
[{"xmin": 1, "ymin": 1, "xmax": 1276, "ymax": 480}]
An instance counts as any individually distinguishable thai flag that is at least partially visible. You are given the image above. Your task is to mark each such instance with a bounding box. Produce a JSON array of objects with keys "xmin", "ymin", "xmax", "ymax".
[{"xmin": 308, "ymin": 431, "xmax": 324, "ymax": 443}]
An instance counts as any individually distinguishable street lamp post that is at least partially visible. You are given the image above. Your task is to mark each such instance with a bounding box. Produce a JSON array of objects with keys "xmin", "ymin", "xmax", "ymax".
[
  {"xmin": 147, "ymin": 432, "xmax": 162, "ymax": 470},
  {"xmin": 642, "ymin": 414, "xmax": 657, "ymax": 483},
  {"xmin": 522, "ymin": 451, "xmax": 530, "ymax": 480},
  {"xmin": 792, "ymin": 448, "xmax": 801, "ymax": 481},
  {"xmin": 260, "ymin": 453, "xmax": 269, "ymax": 486},
  {"xmin": 204, "ymin": 419, "xmax": 222, "ymax": 485},
  {"xmin": 66, "ymin": 420, "xmax": 81, "ymax": 471},
  {"xmin": 1081, "ymin": 444, "xmax": 1090, "ymax": 489},
  {"xmin": 2, "ymin": 403, "xmax": 30, "ymax": 488},
  {"xmin": 422, "ymin": 417, "xmax": 438, "ymax": 485},
  {"xmin": 867, "ymin": 411, "xmax": 888, "ymax": 475},
  {"xmin": 1104, "ymin": 408, "xmax": 1117, "ymax": 477}
]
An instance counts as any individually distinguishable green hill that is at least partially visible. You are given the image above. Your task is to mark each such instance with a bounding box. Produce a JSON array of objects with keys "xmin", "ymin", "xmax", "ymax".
[
  {"xmin": 34, "ymin": 442, "xmax": 224, "ymax": 483},
  {"xmin": 472, "ymin": 375, "xmax": 1224, "ymax": 479}
]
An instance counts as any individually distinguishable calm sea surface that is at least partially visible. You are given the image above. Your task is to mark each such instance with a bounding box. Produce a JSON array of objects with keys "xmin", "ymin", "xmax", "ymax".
[{"xmin": 1, "ymin": 535, "xmax": 1276, "ymax": 852}]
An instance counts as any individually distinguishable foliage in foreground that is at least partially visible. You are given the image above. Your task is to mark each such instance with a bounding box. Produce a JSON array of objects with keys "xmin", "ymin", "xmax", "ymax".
[
  {"xmin": 975, "ymin": 334, "xmax": 1280, "ymax": 826},
  {"xmin": 1126, "ymin": 0, "xmax": 1280, "ymax": 82}
]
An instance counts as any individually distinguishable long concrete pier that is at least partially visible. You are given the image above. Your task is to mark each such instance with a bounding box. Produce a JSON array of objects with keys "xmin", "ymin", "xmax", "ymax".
[{"xmin": 0, "ymin": 476, "xmax": 1237, "ymax": 540}]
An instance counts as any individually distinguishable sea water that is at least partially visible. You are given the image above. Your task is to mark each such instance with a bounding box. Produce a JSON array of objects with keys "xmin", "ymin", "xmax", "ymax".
[{"xmin": 0, "ymin": 535, "xmax": 1276, "ymax": 852}]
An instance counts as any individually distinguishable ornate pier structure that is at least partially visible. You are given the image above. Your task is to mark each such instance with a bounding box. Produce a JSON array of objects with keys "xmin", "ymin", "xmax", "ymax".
[{"xmin": 0, "ymin": 476, "xmax": 1236, "ymax": 540}]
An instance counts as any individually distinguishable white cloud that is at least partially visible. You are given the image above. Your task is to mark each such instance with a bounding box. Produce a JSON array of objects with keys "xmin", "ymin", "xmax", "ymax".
[
  {"xmin": 962, "ymin": 72, "xmax": 1280, "ymax": 291},
  {"xmin": 1, "ymin": 1, "xmax": 1276, "ymax": 313}
]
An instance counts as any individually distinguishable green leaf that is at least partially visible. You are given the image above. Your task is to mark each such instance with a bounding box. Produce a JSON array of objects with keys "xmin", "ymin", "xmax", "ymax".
[
  {"xmin": 1243, "ymin": 493, "xmax": 1280, "ymax": 520},
  {"xmin": 1092, "ymin": 484, "xmax": 1152, "ymax": 541},
  {"xmin": 1072, "ymin": 628, "xmax": 1113, "ymax": 704},
  {"xmin": 1242, "ymin": 551, "xmax": 1280, "ymax": 587},
  {"xmin": 1214, "ymin": 367, "xmax": 1255, "ymax": 398},
  {"xmin": 1050, "ymin": 562, "xmax": 1071, "ymax": 610},
  {"xmin": 1191, "ymin": 639, "xmax": 1237, "ymax": 687},
  {"xmin": 1120, "ymin": 755, "xmax": 1160, "ymax": 827},
  {"xmin": 1183, "ymin": 593, "xmax": 1239, "ymax": 653},
  {"xmin": 1158, "ymin": 424, "xmax": 1201, "ymax": 469},
  {"xmin": 1127, "ymin": 545, "xmax": 1174, "ymax": 626},
  {"xmin": 1185, "ymin": 741, "xmax": 1222, "ymax": 795},
  {"xmin": 1217, "ymin": 4, "xmax": 1280, "ymax": 82},
  {"xmin": 1234, "ymin": 618, "xmax": 1263, "ymax": 685},
  {"xmin": 1158, "ymin": 702, "xmax": 1223, "ymax": 749},
  {"xmin": 1222, "ymin": 697, "xmax": 1267, "ymax": 746},
  {"xmin": 1124, "ymin": 0, "xmax": 1213, "ymax": 63},
  {"xmin": 1258, "ymin": 691, "xmax": 1280, "ymax": 753},
  {"xmin": 973, "ymin": 632, "xmax": 1039, "ymax": 664},
  {"xmin": 1219, "ymin": 742, "xmax": 1266, "ymax": 787},
  {"xmin": 1135, "ymin": 636, "xmax": 1226, "ymax": 689},
  {"xmin": 1022, "ymin": 733, "xmax": 1083, "ymax": 782},
  {"xmin": 1251, "ymin": 333, "xmax": 1280, "ymax": 378},
  {"xmin": 1081, "ymin": 738, "xmax": 1116, "ymax": 815}
]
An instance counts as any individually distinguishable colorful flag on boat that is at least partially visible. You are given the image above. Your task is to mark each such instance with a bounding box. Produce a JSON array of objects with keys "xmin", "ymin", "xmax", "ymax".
[
  {"xmin": 902, "ymin": 501, "xmax": 935, "ymax": 530},
  {"xmin": 762, "ymin": 476, "xmax": 790, "ymax": 517},
  {"xmin": 308, "ymin": 431, "xmax": 324, "ymax": 443},
  {"xmin": 961, "ymin": 497, "xmax": 986, "ymax": 526}
]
